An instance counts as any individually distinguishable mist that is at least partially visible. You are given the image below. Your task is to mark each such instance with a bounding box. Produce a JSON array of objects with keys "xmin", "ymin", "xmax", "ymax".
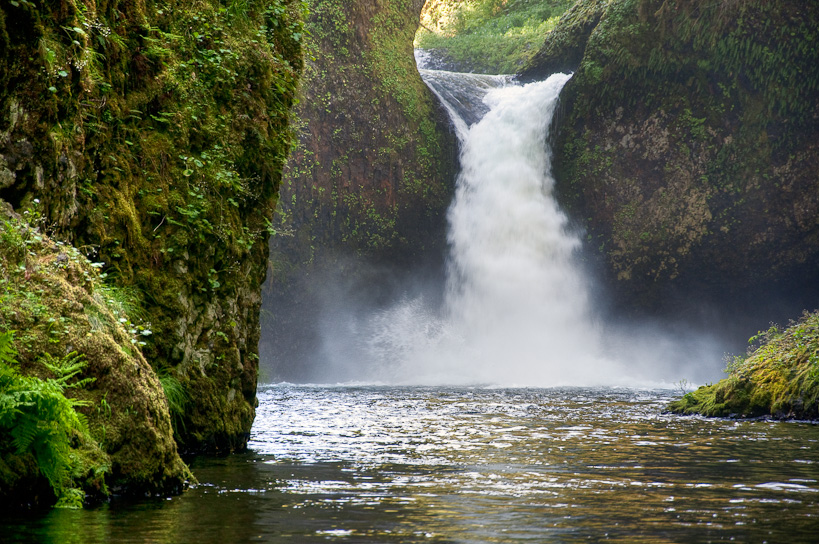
[{"xmin": 260, "ymin": 72, "xmax": 739, "ymax": 388}]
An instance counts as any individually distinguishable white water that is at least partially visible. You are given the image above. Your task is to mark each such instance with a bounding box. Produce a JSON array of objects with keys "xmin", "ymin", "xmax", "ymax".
[
  {"xmin": 331, "ymin": 74, "xmax": 622, "ymax": 386},
  {"xmin": 431, "ymin": 73, "xmax": 615, "ymax": 384},
  {"xmin": 315, "ymin": 69, "xmax": 725, "ymax": 387}
]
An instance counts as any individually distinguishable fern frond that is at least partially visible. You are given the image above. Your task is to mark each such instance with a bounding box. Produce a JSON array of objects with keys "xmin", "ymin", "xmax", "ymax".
[
  {"xmin": 0, "ymin": 330, "xmax": 17, "ymax": 366},
  {"xmin": 10, "ymin": 412, "xmax": 40, "ymax": 453},
  {"xmin": 41, "ymin": 352, "xmax": 86, "ymax": 384},
  {"xmin": 0, "ymin": 344, "xmax": 105, "ymax": 505}
]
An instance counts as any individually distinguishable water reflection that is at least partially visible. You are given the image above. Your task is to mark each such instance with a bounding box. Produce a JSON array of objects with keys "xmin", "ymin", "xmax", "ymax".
[{"xmin": 3, "ymin": 385, "xmax": 819, "ymax": 543}]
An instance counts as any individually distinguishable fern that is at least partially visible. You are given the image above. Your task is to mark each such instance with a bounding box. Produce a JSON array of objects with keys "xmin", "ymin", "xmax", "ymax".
[
  {"xmin": 0, "ymin": 330, "xmax": 16, "ymax": 366},
  {"xmin": 0, "ymin": 331, "xmax": 104, "ymax": 507},
  {"xmin": 41, "ymin": 351, "xmax": 96, "ymax": 392}
]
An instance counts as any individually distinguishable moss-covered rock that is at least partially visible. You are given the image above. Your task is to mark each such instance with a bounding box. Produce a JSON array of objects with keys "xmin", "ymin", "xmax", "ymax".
[
  {"xmin": 260, "ymin": 0, "xmax": 458, "ymax": 378},
  {"xmin": 518, "ymin": 0, "xmax": 608, "ymax": 79},
  {"xmin": 669, "ymin": 311, "xmax": 819, "ymax": 419},
  {"xmin": 523, "ymin": 0, "xmax": 819, "ymax": 311},
  {"xmin": 276, "ymin": 0, "xmax": 456, "ymax": 260},
  {"xmin": 0, "ymin": 0, "xmax": 303, "ymax": 451},
  {"xmin": 0, "ymin": 206, "xmax": 191, "ymax": 507}
]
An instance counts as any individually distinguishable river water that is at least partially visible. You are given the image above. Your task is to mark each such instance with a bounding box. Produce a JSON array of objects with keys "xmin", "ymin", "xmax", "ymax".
[{"xmin": 6, "ymin": 384, "xmax": 819, "ymax": 543}]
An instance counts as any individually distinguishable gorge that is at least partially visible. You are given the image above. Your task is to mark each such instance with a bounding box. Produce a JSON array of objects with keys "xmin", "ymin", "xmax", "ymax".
[{"xmin": 1, "ymin": 0, "xmax": 818, "ymax": 538}]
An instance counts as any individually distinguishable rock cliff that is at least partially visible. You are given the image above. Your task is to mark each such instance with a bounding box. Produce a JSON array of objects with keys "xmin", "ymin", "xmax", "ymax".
[
  {"xmin": 522, "ymin": 0, "xmax": 819, "ymax": 318},
  {"xmin": 260, "ymin": 0, "xmax": 458, "ymax": 379},
  {"xmin": 0, "ymin": 0, "xmax": 303, "ymax": 465}
]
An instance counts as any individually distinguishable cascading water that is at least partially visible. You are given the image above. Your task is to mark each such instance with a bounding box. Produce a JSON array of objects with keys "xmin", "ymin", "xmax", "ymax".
[
  {"xmin": 441, "ymin": 72, "xmax": 610, "ymax": 383},
  {"xmin": 363, "ymin": 69, "xmax": 625, "ymax": 386},
  {"xmin": 318, "ymin": 63, "xmax": 724, "ymax": 386},
  {"xmin": 330, "ymin": 68, "xmax": 618, "ymax": 386}
]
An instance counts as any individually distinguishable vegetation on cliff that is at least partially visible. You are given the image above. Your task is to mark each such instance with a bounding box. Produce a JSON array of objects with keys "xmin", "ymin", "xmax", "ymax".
[
  {"xmin": 517, "ymin": 0, "xmax": 608, "ymax": 79},
  {"xmin": 522, "ymin": 0, "xmax": 819, "ymax": 311},
  {"xmin": 670, "ymin": 311, "xmax": 819, "ymax": 420},
  {"xmin": 0, "ymin": 206, "xmax": 190, "ymax": 508},
  {"xmin": 261, "ymin": 0, "xmax": 458, "ymax": 379},
  {"xmin": 1, "ymin": 0, "xmax": 304, "ymax": 458},
  {"xmin": 416, "ymin": 0, "xmax": 574, "ymax": 73},
  {"xmin": 1, "ymin": 330, "xmax": 105, "ymax": 508},
  {"xmin": 275, "ymin": 0, "xmax": 455, "ymax": 261}
]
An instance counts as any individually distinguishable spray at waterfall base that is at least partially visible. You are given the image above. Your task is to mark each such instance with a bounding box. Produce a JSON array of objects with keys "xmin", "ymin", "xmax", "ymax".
[{"xmin": 276, "ymin": 72, "xmax": 730, "ymax": 387}]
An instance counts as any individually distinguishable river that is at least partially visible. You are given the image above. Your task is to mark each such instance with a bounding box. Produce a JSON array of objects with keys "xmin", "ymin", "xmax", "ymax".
[{"xmin": 5, "ymin": 384, "xmax": 818, "ymax": 543}]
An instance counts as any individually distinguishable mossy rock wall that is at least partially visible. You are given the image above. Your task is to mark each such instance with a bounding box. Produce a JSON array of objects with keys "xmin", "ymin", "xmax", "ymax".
[
  {"xmin": 0, "ymin": 0, "xmax": 304, "ymax": 451},
  {"xmin": 0, "ymin": 207, "xmax": 190, "ymax": 506},
  {"xmin": 276, "ymin": 0, "xmax": 457, "ymax": 259},
  {"xmin": 523, "ymin": 0, "xmax": 819, "ymax": 312},
  {"xmin": 261, "ymin": 0, "xmax": 459, "ymax": 378}
]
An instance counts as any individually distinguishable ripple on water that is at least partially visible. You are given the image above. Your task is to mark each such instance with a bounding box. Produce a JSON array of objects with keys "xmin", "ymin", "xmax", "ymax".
[
  {"xmin": 242, "ymin": 384, "xmax": 819, "ymax": 542},
  {"xmin": 5, "ymin": 384, "xmax": 817, "ymax": 544}
]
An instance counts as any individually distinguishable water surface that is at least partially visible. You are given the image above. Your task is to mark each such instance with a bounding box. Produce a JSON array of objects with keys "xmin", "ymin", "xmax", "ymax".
[{"xmin": 5, "ymin": 384, "xmax": 819, "ymax": 543}]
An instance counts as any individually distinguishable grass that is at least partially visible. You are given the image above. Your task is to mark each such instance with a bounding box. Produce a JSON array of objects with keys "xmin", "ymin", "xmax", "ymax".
[
  {"xmin": 157, "ymin": 367, "xmax": 189, "ymax": 436},
  {"xmin": 415, "ymin": 0, "xmax": 574, "ymax": 73}
]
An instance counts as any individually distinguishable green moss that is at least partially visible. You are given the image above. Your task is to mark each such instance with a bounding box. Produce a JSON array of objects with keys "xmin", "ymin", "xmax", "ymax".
[
  {"xmin": 273, "ymin": 0, "xmax": 457, "ymax": 262},
  {"xmin": 669, "ymin": 312, "xmax": 819, "ymax": 419},
  {"xmin": 529, "ymin": 0, "xmax": 819, "ymax": 307},
  {"xmin": 1, "ymin": 0, "xmax": 304, "ymax": 451},
  {"xmin": 0, "ymin": 206, "xmax": 191, "ymax": 507},
  {"xmin": 518, "ymin": 0, "xmax": 609, "ymax": 79}
]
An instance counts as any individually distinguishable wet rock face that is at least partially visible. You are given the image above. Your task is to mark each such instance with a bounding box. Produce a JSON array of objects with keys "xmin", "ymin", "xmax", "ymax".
[
  {"xmin": 523, "ymin": 0, "xmax": 819, "ymax": 314},
  {"xmin": 260, "ymin": 0, "xmax": 459, "ymax": 379},
  {"xmin": 276, "ymin": 0, "xmax": 456, "ymax": 261},
  {"xmin": 0, "ymin": 0, "xmax": 304, "ymax": 452}
]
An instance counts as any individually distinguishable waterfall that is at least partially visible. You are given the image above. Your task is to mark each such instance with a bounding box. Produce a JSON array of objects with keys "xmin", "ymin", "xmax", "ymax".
[
  {"xmin": 368, "ymin": 69, "xmax": 621, "ymax": 386},
  {"xmin": 444, "ymin": 73, "xmax": 601, "ymax": 380},
  {"xmin": 416, "ymin": 68, "xmax": 511, "ymax": 138},
  {"xmin": 316, "ymin": 63, "xmax": 724, "ymax": 387},
  {"xmin": 340, "ymin": 66, "xmax": 627, "ymax": 386}
]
